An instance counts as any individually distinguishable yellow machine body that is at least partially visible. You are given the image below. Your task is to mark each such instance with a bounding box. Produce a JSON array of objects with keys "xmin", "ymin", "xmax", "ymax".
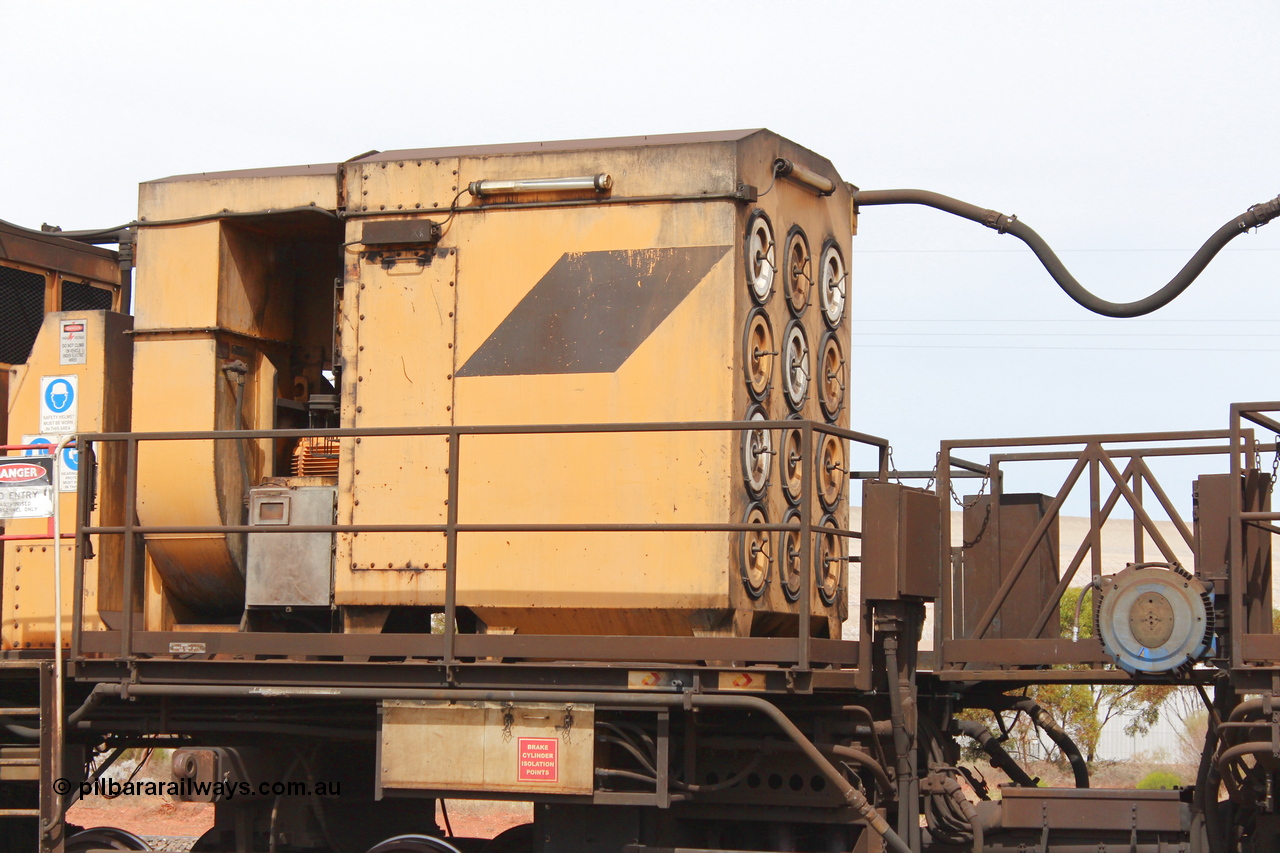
[
  {"xmin": 118, "ymin": 129, "xmax": 854, "ymax": 637},
  {"xmin": 1, "ymin": 312, "xmax": 130, "ymax": 650}
]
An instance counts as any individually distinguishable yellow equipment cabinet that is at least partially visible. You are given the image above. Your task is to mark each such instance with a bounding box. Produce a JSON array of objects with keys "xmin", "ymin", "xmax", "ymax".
[
  {"xmin": 1, "ymin": 224, "xmax": 127, "ymax": 652},
  {"xmin": 128, "ymin": 130, "xmax": 853, "ymax": 638},
  {"xmin": 1, "ymin": 312, "xmax": 131, "ymax": 650}
]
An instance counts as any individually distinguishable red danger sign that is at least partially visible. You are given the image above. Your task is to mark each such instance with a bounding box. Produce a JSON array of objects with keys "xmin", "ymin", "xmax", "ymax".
[
  {"xmin": 0, "ymin": 463, "xmax": 49, "ymax": 484},
  {"xmin": 517, "ymin": 738, "xmax": 558, "ymax": 783}
]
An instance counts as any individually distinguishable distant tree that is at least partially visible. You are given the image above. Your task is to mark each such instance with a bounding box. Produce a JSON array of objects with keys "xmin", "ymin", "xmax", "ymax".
[
  {"xmin": 1032, "ymin": 587, "xmax": 1172, "ymax": 764},
  {"xmin": 980, "ymin": 588, "xmax": 1172, "ymax": 770}
]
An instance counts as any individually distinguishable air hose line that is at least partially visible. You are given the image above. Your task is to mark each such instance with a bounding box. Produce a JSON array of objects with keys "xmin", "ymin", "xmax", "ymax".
[{"xmin": 853, "ymin": 189, "xmax": 1280, "ymax": 317}]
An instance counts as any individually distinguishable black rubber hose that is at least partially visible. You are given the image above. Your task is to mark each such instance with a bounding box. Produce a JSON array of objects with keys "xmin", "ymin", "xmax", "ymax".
[
  {"xmin": 853, "ymin": 189, "xmax": 1280, "ymax": 318},
  {"xmin": 1196, "ymin": 722, "xmax": 1228, "ymax": 853},
  {"xmin": 1012, "ymin": 699, "xmax": 1089, "ymax": 788},
  {"xmin": 826, "ymin": 744, "xmax": 897, "ymax": 803},
  {"xmin": 955, "ymin": 719, "xmax": 1037, "ymax": 788}
]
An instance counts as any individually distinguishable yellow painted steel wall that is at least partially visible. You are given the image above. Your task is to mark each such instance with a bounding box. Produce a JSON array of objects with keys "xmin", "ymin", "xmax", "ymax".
[
  {"xmin": 2, "ymin": 312, "xmax": 129, "ymax": 650},
  {"xmin": 334, "ymin": 132, "xmax": 852, "ymax": 636},
  {"xmin": 121, "ymin": 130, "xmax": 853, "ymax": 639}
]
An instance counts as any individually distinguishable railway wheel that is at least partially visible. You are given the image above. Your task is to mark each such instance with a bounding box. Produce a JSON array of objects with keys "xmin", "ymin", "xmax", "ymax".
[
  {"xmin": 66, "ymin": 826, "xmax": 152, "ymax": 851},
  {"xmin": 366, "ymin": 835, "xmax": 464, "ymax": 853},
  {"xmin": 479, "ymin": 823, "xmax": 536, "ymax": 853}
]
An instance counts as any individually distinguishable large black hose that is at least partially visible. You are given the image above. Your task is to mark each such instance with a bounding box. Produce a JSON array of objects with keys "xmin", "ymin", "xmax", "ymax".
[
  {"xmin": 853, "ymin": 189, "xmax": 1280, "ymax": 317},
  {"xmin": 1012, "ymin": 699, "xmax": 1089, "ymax": 789},
  {"xmin": 955, "ymin": 719, "xmax": 1037, "ymax": 788}
]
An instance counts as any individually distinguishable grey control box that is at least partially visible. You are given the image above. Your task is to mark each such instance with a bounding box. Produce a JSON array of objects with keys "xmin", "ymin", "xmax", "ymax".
[{"xmin": 245, "ymin": 483, "xmax": 337, "ymax": 607}]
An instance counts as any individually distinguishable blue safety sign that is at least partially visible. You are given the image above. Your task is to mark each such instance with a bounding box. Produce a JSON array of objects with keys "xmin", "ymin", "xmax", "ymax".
[
  {"xmin": 44, "ymin": 378, "xmax": 74, "ymax": 413},
  {"xmin": 22, "ymin": 437, "xmax": 53, "ymax": 457},
  {"xmin": 39, "ymin": 375, "xmax": 78, "ymax": 433}
]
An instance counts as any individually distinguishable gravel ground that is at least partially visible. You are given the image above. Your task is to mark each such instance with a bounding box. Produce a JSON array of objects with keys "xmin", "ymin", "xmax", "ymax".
[{"xmin": 67, "ymin": 795, "xmax": 530, "ymax": 850}]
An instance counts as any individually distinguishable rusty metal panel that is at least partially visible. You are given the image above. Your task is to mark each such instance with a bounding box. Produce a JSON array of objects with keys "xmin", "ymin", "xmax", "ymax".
[
  {"xmin": 1194, "ymin": 474, "xmax": 1231, "ymax": 582},
  {"xmin": 1000, "ymin": 787, "xmax": 1187, "ymax": 832},
  {"xmin": 861, "ymin": 482, "xmax": 940, "ymax": 601},
  {"xmin": 1196, "ymin": 471, "xmax": 1271, "ymax": 632},
  {"xmin": 1242, "ymin": 469, "xmax": 1273, "ymax": 633},
  {"xmin": 2, "ymin": 312, "xmax": 129, "ymax": 650},
  {"xmin": 961, "ymin": 493, "xmax": 1059, "ymax": 639},
  {"xmin": 380, "ymin": 700, "xmax": 594, "ymax": 795},
  {"xmin": 0, "ymin": 221, "xmax": 119, "ymax": 284}
]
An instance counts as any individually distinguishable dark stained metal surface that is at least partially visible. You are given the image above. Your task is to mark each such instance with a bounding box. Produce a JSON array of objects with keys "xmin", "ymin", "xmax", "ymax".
[
  {"xmin": 1000, "ymin": 787, "xmax": 1186, "ymax": 832},
  {"xmin": 457, "ymin": 246, "xmax": 731, "ymax": 376}
]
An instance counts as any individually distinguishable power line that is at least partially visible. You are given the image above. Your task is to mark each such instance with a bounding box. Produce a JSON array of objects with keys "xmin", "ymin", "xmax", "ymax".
[
  {"xmin": 857, "ymin": 247, "xmax": 1280, "ymax": 254},
  {"xmin": 853, "ymin": 331, "xmax": 1280, "ymax": 338},
  {"xmin": 849, "ymin": 343, "xmax": 1276, "ymax": 353}
]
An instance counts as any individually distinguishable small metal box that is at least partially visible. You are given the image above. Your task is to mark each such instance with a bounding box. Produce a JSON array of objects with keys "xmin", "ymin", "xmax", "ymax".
[
  {"xmin": 960, "ymin": 493, "xmax": 1059, "ymax": 639},
  {"xmin": 245, "ymin": 483, "xmax": 336, "ymax": 607},
  {"xmin": 861, "ymin": 482, "xmax": 941, "ymax": 601}
]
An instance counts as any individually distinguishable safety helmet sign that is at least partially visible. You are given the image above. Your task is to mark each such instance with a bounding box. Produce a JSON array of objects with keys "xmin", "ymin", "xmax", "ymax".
[{"xmin": 39, "ymin": 375, "xmax": 78, "ymax": 433}]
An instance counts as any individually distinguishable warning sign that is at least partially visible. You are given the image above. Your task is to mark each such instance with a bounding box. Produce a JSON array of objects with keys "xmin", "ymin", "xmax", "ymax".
[
  {"xmin": 516, "ymin": 738, "xmax": 558, "ymax": 783},
  {"xmin": 0, "ymin": 457, "xmax": 54, "ymax": 519},
  {"xmin": 39, "ymin": 376, "xmax": 78, "ymax": 434},
  {"xmin": 21, "ymin": 435, "xmax": 77, "ymax": 493},
  {"xmin": 60, "ymin": 319, "xmax": 87, "ymax": 365}
]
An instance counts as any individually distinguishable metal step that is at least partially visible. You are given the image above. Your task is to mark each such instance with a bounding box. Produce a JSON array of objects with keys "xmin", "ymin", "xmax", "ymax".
[
  {"xmin": 0, "ymin": 808, "xmax": 39, "ymax": 817},
  {"xmin": 0, "ymin": 708, "xmax": 40, "ymax": 717}
]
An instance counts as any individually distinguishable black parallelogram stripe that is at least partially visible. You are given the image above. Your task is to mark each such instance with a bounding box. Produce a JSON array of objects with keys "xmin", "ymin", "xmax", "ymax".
[{"xmin": 457, "ymin": 245, "xmax": 730, "ymax": 377}]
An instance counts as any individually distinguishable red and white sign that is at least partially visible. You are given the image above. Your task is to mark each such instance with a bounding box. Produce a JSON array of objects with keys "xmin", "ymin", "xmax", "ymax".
[
  {"xmin": 60, "ymin": 319, "xmax": 87, "ymax": 365},
  {"xmin": 0, "ymin": 463, "xmax": 49, "ymax": 484},
  {"xmin": 517, "ymin": 738, "xmax": 558, "ymax": 783},
  {"xmin": 0, "ymin": 456, "xmax": 53, "ymax": 519}
]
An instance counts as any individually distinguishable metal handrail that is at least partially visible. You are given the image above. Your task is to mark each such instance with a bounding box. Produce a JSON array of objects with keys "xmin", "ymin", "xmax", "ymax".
[
  {"xmin": 935, "ymin": 426, "xmax": 1245, "ymax": 672},
  {"xmin": 71, "ymin": 419, "xmax": 887, "ymax": 671}
]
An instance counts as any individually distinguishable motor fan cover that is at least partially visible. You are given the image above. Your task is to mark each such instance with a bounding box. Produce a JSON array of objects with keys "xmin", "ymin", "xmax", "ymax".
[{"xmin": 1095, "ymin": 564, "xmax": 1213, "ymax": 675}]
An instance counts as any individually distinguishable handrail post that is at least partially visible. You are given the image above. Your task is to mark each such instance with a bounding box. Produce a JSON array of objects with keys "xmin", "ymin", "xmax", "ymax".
[
  {"xmin": 443, "ymin": 430, "xmax": 461, "ymax": 667},
  {"xmin": 71, "ymin": 441, "xmax": 95, "ymax": 666},
  {"xmin": 120, "ymin": 438, "xmax": 138, "ymax": 660},
  {"xmin": 797, "ymin": 422, "xmax": 813, "ymax": 670},
  {"xmin": 1229, "ymin": 404, "xmax": 1245, "ymax": 669},
  {"xmin": 939, "ymin": 442, "xmax": 953, "ymax": 665}
]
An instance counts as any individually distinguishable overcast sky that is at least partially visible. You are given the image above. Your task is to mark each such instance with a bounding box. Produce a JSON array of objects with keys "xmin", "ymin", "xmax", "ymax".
[{"xmin": 4, "ymin": 2, "xmax": 1278, "ymax": 516}]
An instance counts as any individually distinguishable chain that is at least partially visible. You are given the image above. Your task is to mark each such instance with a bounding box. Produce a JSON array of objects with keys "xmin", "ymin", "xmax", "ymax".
[
  {"xmin": 950, "ymin": 473, "xmax": 989, "ymax": 511},
  {"xmin": 885, "ymin": 446, "xmax": 904, "ymax": 485},
  {"xmin": 1272, "ymin": 434, "xmax": 1279, "ymax": 490}
]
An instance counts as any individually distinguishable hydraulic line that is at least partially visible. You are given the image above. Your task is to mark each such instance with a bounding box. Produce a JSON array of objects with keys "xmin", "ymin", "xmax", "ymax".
[
  {"xmin": 90, "ymin": 682, "xmax": 914, "ymax": 853},
  {"xmin": 853, "ymin": 189, "xmax": 1280, "ymax": 317},
  {"xmin": 1012, "ymin": 699, "xmax": 1089, "ymax": 788},
  {"xmin": 955, "ymin": 719, "xmax": 1037, "ymax": 788}
]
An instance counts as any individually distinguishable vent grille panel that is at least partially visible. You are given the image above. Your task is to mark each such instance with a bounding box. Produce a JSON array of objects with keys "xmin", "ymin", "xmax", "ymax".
[{"xmin": 0, "ymin": 266, "xmax": 47, "ymax": 365}]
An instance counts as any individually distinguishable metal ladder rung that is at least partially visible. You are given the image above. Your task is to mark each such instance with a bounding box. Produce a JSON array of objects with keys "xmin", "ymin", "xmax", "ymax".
[
  {"xmin": 0, "ymin": 708, "xmax": 40, "ymax": 716},
  {"xmin": 0, "ymin": 808, "xmax": 39, "ymax": 817},
  {"xmin": 0, "ymin": 758, "xmax": 40, "ymax": 766}
]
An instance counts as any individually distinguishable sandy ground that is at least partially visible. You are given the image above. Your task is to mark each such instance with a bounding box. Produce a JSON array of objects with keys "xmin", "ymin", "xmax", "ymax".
[
  {"xmin": 67, "ymin": 796, "xmax": 214, "ymax": 840},
  {"xmin": 67, "ymin": 795, "xmax": 531, "ymax": 845}
]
